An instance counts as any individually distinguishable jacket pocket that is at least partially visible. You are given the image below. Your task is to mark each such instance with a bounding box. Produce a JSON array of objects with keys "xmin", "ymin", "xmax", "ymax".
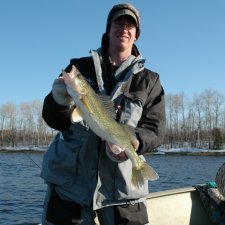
[
  {"xmin": 41, "ymin": 123, "xmax": 90, "ymax": 186},
  {"xmin": 114, "ymin": 155, "xmax": 149, "ymax": 200},
  {"xmin": 119, "ymin": 93, "xmax": 144, "ymax": 127}
]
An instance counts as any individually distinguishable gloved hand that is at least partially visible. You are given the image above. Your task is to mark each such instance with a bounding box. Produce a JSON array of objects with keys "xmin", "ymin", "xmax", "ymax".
[
  {"xmin": 52, "ymin": 77, "xmax": 74, "ymax": 106},
  {"xmin": 105, "ymin": 142, "xmax": 128, "ymax": 162}
]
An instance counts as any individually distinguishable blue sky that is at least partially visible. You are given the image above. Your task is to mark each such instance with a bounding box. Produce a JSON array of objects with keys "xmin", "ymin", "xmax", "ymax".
[{"xmin": 0, "ymin": 0, "xmax": 225, "ymax": 105}]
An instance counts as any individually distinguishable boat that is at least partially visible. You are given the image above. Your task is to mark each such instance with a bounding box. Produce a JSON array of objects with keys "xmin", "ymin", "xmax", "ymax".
[
  {"xmin": 146, "ymin": 186, "xmax": 211, "ymax": 225},
  {"xmin": 94, "ymin": 185, "xmax": 221, "ymax": 225}
]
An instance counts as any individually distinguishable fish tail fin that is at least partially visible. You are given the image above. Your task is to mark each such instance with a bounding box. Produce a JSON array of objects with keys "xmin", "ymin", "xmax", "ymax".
[{"xmin": 131, "ymin": 162, "xmax": 159, "ymax": 187}]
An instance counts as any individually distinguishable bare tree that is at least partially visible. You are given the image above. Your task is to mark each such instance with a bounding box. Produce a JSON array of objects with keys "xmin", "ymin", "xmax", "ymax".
[
  {"xmin": 165, "ymin": 94, "xmax": 174, "ymax": 148},
  {"xmin": 31, "ymin": 100, "xmax": 43, "ymax": 146},
  {"xmin": 18, "ymin": 102, "xmax": 34, "ymax": 145},
  {"xmin": 191, "ymin": 94, "xmax": 204, "ymax": 147},
  {"xmin": 0, "ymin": 104, "xmax": 9, "ymax": 146},
  {"xmin": 0, "ymin": 103, "xmax": 17, "ymax": 146},
  {"xmin": 212, "ymin": 90, "xmax": 225, "ymax": 128}
]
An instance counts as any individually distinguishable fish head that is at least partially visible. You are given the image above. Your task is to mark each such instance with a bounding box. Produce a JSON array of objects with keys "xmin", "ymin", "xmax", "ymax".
[{"xmin": 62, "ymin": 65, "xmax": 88, "ymax": 96}]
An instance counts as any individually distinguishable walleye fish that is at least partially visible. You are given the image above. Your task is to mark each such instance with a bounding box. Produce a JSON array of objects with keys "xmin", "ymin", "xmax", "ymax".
[{"xmin": 62, "ymin": 65, "xmax": 159, "ymax": 187}]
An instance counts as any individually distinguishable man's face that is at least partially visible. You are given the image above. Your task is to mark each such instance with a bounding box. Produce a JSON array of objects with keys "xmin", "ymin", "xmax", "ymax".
[{"xmin": 109, "ymin": 16, "xmax": 137, "ymax": 52}]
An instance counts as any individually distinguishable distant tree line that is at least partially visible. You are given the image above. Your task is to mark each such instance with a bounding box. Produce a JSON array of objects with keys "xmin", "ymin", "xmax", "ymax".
[
  {"xmin": 0, "ymin": 100, "xmax": 56, "ymax": 148},
  {"xmin": 0, "ymin": 88, "xmax": 225, "ymax": 150},
  {"xmin": 165, "ymin": 89, "xmax": 225, "ymax": 150}
]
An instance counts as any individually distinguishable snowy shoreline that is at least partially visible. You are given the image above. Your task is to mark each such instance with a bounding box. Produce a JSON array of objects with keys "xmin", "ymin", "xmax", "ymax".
[
  {"xmin": 0, "ymin": 146, "xmax": 47, "ymax": 153},
  {"xmin": 153, "ymin": 147, "xmax": 225, "ymax": 156},
  {"xmin": 1, "ymin": 146, "xmax": 225, "ymax": 156}
]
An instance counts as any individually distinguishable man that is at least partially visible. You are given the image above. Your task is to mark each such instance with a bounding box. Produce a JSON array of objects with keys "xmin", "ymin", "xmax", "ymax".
[{"xmin": 41, "ymin": 3, "xmax": 165, "ymax": 225}]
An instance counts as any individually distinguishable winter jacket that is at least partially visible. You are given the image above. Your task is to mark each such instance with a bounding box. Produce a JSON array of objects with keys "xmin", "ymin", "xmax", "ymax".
[{"xmin": 41, "ymin": 46, "xmax": 165, "ymax": 209}]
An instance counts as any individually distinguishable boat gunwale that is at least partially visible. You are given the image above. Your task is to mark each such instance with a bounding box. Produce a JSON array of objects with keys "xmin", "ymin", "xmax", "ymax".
[{"xmin": 147, "ymin": 186, "xmax": 196, "ymax": 199}]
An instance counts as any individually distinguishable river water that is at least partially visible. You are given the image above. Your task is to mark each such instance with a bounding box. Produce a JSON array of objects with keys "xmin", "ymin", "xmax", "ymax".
[{"xmin": 0, "ymin": 152, "xmax": 225, "ymax": 225}]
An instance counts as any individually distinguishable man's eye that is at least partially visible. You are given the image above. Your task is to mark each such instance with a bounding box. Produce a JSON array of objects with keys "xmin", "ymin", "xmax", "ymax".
[{"xmin": 114, "ymin": 22, "xmax": 135, "ymax": 30}]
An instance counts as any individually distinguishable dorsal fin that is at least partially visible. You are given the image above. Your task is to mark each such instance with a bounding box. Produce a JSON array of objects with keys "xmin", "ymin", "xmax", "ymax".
[{"xmin": 98, "ymin": 94, "xmax": 116, "ymax": 120}]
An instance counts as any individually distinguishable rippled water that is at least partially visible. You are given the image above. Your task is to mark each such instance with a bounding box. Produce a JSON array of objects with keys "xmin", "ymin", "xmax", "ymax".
[
  {"xmin": 0, "ymin": 152, "xmax": 225, "ymax": 225},
  {"xmin": 147, "ymin": 154, "xmax": 225, "ymax": 192},
  {"xmin": 0, "ymin": 153, "xmax": 46, "ymax": 225}
]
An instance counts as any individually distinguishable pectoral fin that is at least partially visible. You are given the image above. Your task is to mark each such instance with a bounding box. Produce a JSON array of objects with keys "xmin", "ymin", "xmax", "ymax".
[
  {"xmin": 71, "ymin": 108, "xmax": 83, "ymax": 123},
  {"xmin": 82, "ymin": 97, "xmax": 94, "ymax": 114}
]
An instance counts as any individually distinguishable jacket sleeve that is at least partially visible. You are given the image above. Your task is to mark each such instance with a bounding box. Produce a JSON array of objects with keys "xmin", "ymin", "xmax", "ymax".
[
  {"xmin": 135, "ymin": 72, "xmax": 166, "ymax": 155},
  {"xmin": 42, "ymin": 57, "xmax": 96, "ymax": 131},
  {"xmin": 42, "ymin": 92, "xmax": 73, "ymax": 131}
]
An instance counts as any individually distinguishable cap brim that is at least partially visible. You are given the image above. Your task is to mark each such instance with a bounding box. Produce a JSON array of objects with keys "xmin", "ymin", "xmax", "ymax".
[{"xmin": 111, "ymin": 9, "xmax": 138, "ymax": 27}]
